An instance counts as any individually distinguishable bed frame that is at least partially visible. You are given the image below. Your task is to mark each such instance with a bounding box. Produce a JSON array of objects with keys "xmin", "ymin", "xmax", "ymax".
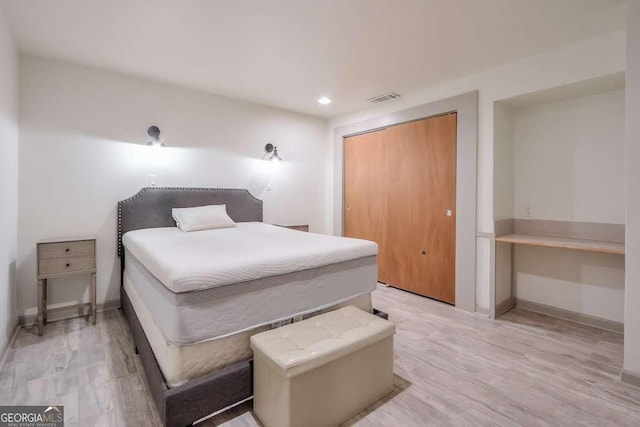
[{"xmin": 117, "ymin": 187, "xmax": 387, "ymax": 426}]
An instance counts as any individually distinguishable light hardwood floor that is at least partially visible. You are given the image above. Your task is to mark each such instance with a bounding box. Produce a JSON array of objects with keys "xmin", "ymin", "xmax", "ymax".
[{"xmin": 1, "ymin": 285, "xmax": 639, "ymax": 426}]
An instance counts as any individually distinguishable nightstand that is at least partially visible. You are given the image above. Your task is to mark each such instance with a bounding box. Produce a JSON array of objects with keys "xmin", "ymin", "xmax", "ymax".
[
  {"xmin": 273, "ymin": 224, "xmax": 309, "ymax": 232},
  {"xmin": 36, "ymin": 238, "xmax": 97, "ymax": 336}
]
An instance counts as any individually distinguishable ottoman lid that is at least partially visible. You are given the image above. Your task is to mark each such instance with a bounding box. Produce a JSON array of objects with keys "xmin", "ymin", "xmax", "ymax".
[{"xmin": 250, "ymin": 306, "xmax": 395, "ymax": 377}]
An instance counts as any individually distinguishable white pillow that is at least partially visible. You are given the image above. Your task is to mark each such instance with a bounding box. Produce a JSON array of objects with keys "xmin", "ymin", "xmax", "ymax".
[{"xmin": 172, "ymin": 204, "xmax": 237, "ymax": 232}]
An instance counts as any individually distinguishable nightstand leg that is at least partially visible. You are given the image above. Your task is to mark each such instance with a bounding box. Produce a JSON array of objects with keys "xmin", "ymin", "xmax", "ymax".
[
  {"xmin": 91, "ymin": 272, "xmax": 97, "ymax": 325},
  {"xmin": 43, "ymin": 279, "xmax": 47, "ymax": 324},
  {"xmin": 37, "ymin": 279, "xmax": 44, "ymax": 336}
]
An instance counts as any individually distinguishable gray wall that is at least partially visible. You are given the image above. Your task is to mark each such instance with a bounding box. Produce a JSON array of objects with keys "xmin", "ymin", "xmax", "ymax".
[
  {"xmin": 0, "ymin": 6, "xmax": 19, "ymax": 351},
  {"xmin": 624, "ymin": 2, "xmax": 640, "ymax": 378}
]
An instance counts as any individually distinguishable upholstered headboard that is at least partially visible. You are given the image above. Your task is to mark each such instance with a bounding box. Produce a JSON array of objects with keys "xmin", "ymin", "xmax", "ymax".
[{"xmin": 117, "ymin": 187, "xmax": 263, "ymax": 258}]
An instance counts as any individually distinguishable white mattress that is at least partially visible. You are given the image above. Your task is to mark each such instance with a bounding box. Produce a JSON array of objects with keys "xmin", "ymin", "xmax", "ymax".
[
  {"xmin": 124, "ymin": 248, "xmax": 377, "ymax": 344},
  {"xmin": 124, "ymin": 275, "xmax": 373, "ymax": 388},
  {"xmin": 122, "ymin": 222, "xmax": 378, "ymax": 293}
]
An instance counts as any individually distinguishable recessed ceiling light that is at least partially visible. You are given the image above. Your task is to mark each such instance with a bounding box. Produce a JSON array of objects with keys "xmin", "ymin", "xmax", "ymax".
[{"xmin": 318, "ymin": 97, "xmax": 332, "ymax": 105}]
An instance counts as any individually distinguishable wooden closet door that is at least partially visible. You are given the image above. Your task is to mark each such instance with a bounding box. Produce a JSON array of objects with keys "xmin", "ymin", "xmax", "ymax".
[
  {"xmin": 344, "ymin": 113, "xmax": 457, "ymax": 304},
  {"xmin": 344, "ymin": 129, "xmax": 393, "ymax": 283},
  {"xmin": 384, "ymin": 113, "xmax": 457, "ymax": 303}
]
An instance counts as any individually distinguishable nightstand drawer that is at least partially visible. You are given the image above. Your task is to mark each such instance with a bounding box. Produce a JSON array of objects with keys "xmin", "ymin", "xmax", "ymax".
[
  {"xmin": 38, "ymin": 240, "xmax": 95, "ymax": 260},
  {"xmin": 38, "ymin": 256, "xmax": 96, "ymax": 276}
]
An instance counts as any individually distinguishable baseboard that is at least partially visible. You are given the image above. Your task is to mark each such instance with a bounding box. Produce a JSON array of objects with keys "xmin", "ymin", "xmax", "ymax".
[
  {"xmin": 515, "ymin": 298, "xmax": 623, "ymax": 334},
  {"xmin": 0, "ymin": 321, "xmax": 20, "ymax": 373},
  {"xmin": 18, "ymin": 299, "xmax": 121, "ymax": 327},
  {"xmin": 495, "ymin": 297, "xmax": 515, "ymax": 317},
  {"xmin": 621, "ymin": 370, "xmax": 640, "ymax": 388}
]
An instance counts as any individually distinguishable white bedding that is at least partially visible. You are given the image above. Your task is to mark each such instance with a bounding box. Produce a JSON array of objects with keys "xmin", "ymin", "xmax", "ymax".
[
  {"xmin": 124, "ymin": 248, "xmax": 377, "ymax": 344},
  {"xmin": 124, "ymin": 279, "xmax": 373, "ymax": 388},
  {"xmin": 122, "ymin": 222, "xmax": 378, "ymax": 293}
]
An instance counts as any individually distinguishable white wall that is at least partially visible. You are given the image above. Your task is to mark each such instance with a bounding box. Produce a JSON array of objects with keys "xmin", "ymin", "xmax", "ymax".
[
  {"xmin": 0, "ymin": 7, "xmax": 19, "ymax": 351},
  {"xmin": 512, "ymin": 90, "xmax": 625, "ymax": 223},
  {"xmin": 515, "ymin": 246, "xmax": 624, "ymax": 322},
  {"xmin": 493, "ymin": 103, "xmax": 514, "ymax": 221},
  {"xmin": 493, "ymin": 103, "xmax": 514, "ymax": 307},
  {"xmin": 329, "ymin": 31, "xmax": 626, "ymax": 312},
  {"xmin": 17, "ymin": 56, "xmax": 328, "ymax": 319},
  {"xmin": 624, "ymin": 1, "xmax": 640, "ymax": 377}
]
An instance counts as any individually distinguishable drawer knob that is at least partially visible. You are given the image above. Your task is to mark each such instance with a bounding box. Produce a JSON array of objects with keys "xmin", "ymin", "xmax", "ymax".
[
  {"xmin": 66, "ymin": 263, "xmax": 70, "ymax": 267},
  {"xmin": 65, "ymin": 248, "xmax": 70, "ymax": 252}
]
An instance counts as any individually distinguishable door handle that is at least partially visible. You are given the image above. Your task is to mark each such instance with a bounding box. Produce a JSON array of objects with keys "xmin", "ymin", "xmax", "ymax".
[
  {"xmin": 347, "ymin": 205, "xmax": 351, "ymax": 211},
  {"xmin": 446, "ymin": 209, "xmax": 452, "ymax": 217}
]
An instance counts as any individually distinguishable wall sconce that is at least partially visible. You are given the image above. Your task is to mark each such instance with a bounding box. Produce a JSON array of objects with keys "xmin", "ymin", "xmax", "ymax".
[
  {"xmin": 147, "ymin": 126, "xmax": 166, "ymax": 147},
  {"xmin": 264, "ymin": 143, "xmax": 282, "ymax": 161}
]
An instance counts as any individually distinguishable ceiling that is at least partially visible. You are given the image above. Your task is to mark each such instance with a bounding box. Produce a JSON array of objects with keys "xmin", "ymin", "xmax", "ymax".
[{"xmin": 0, "ymin": 0, "xmax": 627, "ymax": 118}]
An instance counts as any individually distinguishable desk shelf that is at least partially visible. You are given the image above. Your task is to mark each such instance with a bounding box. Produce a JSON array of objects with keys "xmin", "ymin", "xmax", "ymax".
[{"xmin": 495, "ymin": 234, "xmax": 624, "ymax": 255}]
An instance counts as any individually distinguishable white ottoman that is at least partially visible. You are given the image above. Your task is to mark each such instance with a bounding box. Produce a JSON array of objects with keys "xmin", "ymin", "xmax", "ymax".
[{"xmin": 250, "ymin": 306, "xmax": 395, "ymax": 427}]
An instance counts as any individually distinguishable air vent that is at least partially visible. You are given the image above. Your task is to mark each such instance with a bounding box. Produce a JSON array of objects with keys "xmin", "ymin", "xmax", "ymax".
[{"xmin": 367, "ymin": 93, "xmax": 401, "ymax": 103}]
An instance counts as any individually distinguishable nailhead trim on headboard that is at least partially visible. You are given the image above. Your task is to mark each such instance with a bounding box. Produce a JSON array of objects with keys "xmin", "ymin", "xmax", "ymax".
[{"xmin": 117, "ymin": 187, "xmax": 263, "ymax": 258}]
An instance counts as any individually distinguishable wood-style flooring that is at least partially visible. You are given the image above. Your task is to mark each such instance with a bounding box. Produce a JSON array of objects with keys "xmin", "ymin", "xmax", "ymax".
[{"xmin": 0, "ymin": 284, "xmax": 639, "ymax": 426}]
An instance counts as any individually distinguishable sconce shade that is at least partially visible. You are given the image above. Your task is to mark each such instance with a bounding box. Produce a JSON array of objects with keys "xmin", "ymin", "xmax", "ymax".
[
  {"xmin": 264, "ymin": 143, "xmax": 282, "ymax": 161},
  {"xmin": 147, "ymin": 126, "xmax": 166, "ymax": 147}
]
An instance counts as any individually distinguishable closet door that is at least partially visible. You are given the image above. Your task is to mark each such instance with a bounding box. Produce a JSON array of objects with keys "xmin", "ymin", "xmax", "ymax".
[
  {"xmin": 343, "ymin": 128, "xmax": 394, "ymax": 283},
  {"xmin": 384, "ymin": 113, "xmax": 457, "ymax": 303},
  {"xmin": 344, "ymin": 113, "xmax": 457, "ymax": 304}
]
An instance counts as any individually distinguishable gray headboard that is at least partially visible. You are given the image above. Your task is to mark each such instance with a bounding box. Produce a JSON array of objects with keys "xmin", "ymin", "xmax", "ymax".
[{"xmin": 117, "ymin": 187, "xmax": 263, "ymax": 258}]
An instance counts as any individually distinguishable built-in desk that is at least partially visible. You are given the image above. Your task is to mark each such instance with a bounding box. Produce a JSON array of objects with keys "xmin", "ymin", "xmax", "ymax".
[
  {"xmin": 495, "ymin": 234, "xmax": 625, "ymax": 255},
  {"xmin": 492, "ymin": 220, "xmax": 626, "ymax": 323}
]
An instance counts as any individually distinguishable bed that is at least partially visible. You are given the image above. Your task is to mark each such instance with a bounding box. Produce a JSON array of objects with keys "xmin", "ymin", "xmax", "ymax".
[{"xmin": 117, "ymin": 187, "xmax": 387, "ymax": 427}]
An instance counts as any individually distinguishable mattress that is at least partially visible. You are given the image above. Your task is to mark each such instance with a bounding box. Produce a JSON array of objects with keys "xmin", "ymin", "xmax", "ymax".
[
  {"xmin": 122, "ymin": 222, "xmax": 378, "ymax": 293},
  {"xmin": 124, "ymin": 274, "xmax": 373, "ymax": 388},
  {"xmin": 124, "ymin": 248, "xmax": 377, "ymax": 344}
]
